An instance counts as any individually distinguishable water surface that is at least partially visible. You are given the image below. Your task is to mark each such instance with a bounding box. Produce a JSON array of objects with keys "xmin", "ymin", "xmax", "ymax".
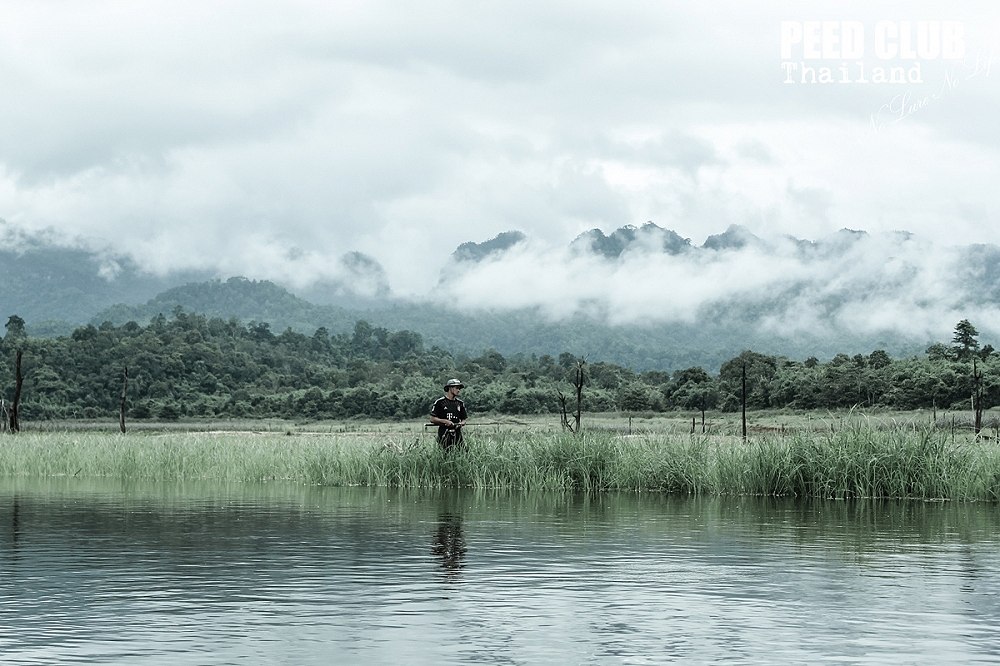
[{"xmin": 1, "ymin": 479, "xmax": 999, "ymax": 664}]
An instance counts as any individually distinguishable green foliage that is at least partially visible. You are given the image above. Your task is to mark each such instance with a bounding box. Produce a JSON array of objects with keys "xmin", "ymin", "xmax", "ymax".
[
  {"xmin": 952, "ymin": 319, "xmax": 980, "ymax": 361},
  {"xmin": 4, "ymin": 315, "xmax": 26, "ymax": 342},
  {"xmin": 716, "ymin": 425, "xmax": 980, "ymax": 500},
  {"xmin": 79, "ymin": 275, "xmax": 942, "ymax": 374},
  {"xmin": 718, "ymin": 350, "xmax": 778, "ymax": 410},
  {"xmin": 0, "ymin": 314, "xmax": 996, "ymax": 422}
]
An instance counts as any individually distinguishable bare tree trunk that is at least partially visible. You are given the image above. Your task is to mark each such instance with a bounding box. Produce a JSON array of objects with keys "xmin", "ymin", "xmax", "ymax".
[
  {"xmin": 557, "ymin": 391, "xmax": 574, "ymax": 432},
  {"xmin": 9, "ymin": 350, "xmax": 23, "ymax": 433},
  {"xmin": 741, "ymin": 362, "xmax": 747, "ymax": 442},
  {"xmin": 573, "ymin": 360, "xmax": 585, "ymax": 433},
  {"xmin": 557, "ymin": 359, "xmax": 586, "ymax": 434},
  {"xmin": 973, "ymin": 359, "xmax": 984, "ymax": 436},
  {"xmin": 119, "ymin": 366, "xmax": 129, "ymax": 434}
]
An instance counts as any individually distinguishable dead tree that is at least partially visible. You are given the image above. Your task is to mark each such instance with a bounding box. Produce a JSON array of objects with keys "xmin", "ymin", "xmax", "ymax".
[
  {"xmin": 973, "ymin": 358, "xmax": 984, "ymax": 436},
  {"xmin": 8, "ymin": 350, "xmax": 23, "ymax": 433},
  {"xmin": 558, "ymin": 359, "xmax": 586, "ymax": 433},
  {"xmin": 557, "ymin": 392, "xmax": 573, "ymax": 432},
  {"xmin": 741, "ymin": 361, "xmax": 747, "ymax": 442},
  {"xmin": 119, "ymin": 366, "xmax": 129, "ymax": 434},
  {"xmin": 699, "ymin": 393, "xmax": 708, "ymax": 433}
]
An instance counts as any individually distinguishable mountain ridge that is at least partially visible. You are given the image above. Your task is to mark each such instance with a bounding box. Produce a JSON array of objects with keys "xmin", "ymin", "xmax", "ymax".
[{"xmin": 0, "ymin": 221, "xmax": 988, "ymax": 371}]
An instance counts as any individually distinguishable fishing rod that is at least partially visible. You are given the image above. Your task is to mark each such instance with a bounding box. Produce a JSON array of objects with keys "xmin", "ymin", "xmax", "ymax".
[{"xmin": 423, "ymin": 422, "xmax": 505, "ymax": 428}]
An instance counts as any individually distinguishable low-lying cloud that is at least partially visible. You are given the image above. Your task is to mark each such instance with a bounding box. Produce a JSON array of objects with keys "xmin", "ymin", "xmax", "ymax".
[
  {"xmin": 439, "ymin": 227, "xmax": 1000, "ymax": 344},
  {"xmin": 1, "ymin": 1, "xmax": 999, "ymax": 347}
]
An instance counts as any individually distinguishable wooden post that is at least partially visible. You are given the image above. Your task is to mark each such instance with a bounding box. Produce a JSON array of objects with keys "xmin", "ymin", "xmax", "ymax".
[
  {"xmin": 9, "ymin": 350, "xmax": 22, "ymax": 433},
  {"xmin": 741, "ymin": 361, "xmax": 747, "ymax": 441},
  {"xmin": 973, "ymin": 359, "xmax": 984, "ymax": 436},
  {"xmin": 119, "ymin": 366, "xmax": 129, "ymax": 434},
  {"xmin": 573, "ymin": 360, "xmax": 584, "ymax": 433}
]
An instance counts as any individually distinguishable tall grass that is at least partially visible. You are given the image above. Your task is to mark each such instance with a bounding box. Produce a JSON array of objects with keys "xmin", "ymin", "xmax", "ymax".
[
  {"xmin": 713, "ymin": 425, "xmax": 994, "ymax": 500},
  {"xmin": 0, "ymin": 425, "xmax": 998, "ymax": 500}
]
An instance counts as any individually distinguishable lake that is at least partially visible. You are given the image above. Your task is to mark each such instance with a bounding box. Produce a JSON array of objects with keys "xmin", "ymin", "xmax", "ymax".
[{"xmin": 1, "ymin": 478, "xmax": 999, "ymax": 664}]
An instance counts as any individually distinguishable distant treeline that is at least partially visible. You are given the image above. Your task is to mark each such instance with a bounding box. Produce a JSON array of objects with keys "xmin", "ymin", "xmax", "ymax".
[{"xmin": 0, "ymin": 311, "xmax": 996, "ymax": 422}]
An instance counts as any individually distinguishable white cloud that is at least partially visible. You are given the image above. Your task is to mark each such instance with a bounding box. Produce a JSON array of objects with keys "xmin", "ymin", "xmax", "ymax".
[
  {"xmin": 442, "ymin": 228, "xmax": 1000, "ymax": 343},
  {"xmin": 0, "ymin": 0, "xmax": 997, "ymax": 332}
]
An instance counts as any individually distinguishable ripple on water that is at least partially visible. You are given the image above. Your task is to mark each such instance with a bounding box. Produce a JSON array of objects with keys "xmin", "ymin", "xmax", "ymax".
[{"xmin": 2, "ymin": 484, "xmax": 1000, "ymax": 664}]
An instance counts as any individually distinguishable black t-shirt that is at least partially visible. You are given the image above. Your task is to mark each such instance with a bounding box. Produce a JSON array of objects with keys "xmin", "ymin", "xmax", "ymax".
[{"xmin": 431, "ymin": 396, "xmax": 467, "ymax": 438}]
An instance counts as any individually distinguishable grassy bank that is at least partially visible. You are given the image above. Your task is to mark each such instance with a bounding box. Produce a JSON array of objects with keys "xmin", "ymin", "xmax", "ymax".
[{"xmin": 1, "ymin": 423, "xmax": 999, "ymax": 501}]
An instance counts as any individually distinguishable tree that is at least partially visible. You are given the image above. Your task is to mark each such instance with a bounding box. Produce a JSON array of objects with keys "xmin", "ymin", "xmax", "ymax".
[
  {"xmin": 718, "ymin": 351, "xmax": 778, "ymax": 411},
  {"xmin": 248, "ymin": 321, "xmax": 274, "ymax": 343},
  {"xmin": 821, "ymin": 353, "xmax": 866, "ymax": 407},
  {"xmin": 672, "ymin": 381, "xmax": 718, "ymax": 431},
  {"xmin": 972, "ymin": 359, "xmax": 985, "ymax": 435},
  {"xmin": 474, "ymin": 349, "xmax": 507, "ymax": 373},
  {"xmin": 618, "ymin": 382, "xmax": 653, "ymax": 412},
  {"xmin": 952, "ymin": 319, "xmax": 980, "ymax": 361},
  {"xmin": 868, "ymin": 349, "xmax": 892, "ymax": 369},
  {"xmin": 669, "ymin": 366, "xmax": 718, "ymax": 425},
  {"xmin": 119, "ymin": 366, "xmax": 129, "ymax": 434},
  {"xmin": 925, "ymin": 343, "xmax": 951, "ymax": 362},
  {"xmin": 6, "ymin": 350, "xmax": 23, "ymax": 432},
  {"xmin": 558, "ymin": 352, "xmax": 578, "ymax": 369},
  {"xmin": 4, "ymin": 315, "xmax": 26, "ymax": 342},
  {"xmin": 558, "ymin": 359, "xmax": 586, "ymax": 433}
]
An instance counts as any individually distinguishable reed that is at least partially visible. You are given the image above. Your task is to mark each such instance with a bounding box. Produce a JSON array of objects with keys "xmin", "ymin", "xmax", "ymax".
[{"xmin": 0, "ymin": 425, "xmax": 998, "ymax": 500}]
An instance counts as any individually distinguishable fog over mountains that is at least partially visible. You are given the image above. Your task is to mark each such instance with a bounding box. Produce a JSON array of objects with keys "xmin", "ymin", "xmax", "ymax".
[
  {"xmin": 2, "ymin": 218, "xmax": 997, "ymax": 370},
  {"xmin": 446, "ymin": 222, "xmax": 1000, "ymax": 338}
]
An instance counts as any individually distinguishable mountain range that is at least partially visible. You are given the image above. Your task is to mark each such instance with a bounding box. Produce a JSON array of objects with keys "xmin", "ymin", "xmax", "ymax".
[{"xmin": 2, "ymin": 220, "xmax": 995, "ymax": 371}]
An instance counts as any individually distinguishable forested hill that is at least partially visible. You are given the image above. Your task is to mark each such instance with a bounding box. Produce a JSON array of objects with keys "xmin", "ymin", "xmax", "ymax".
[
  {"xmin": 82, "ymin": 277, "xmax": 928, "ymax": 373},
  {"xmin": 0, "ymin": 312, "xmax": 994, "ymax": 423},
  {"xmin": 94, "ymin": 277, "xmax": 339, "ymax": 335},
  {"xmin": 0, "ymin": 244, "xmax": 212, "ymax": 333}
]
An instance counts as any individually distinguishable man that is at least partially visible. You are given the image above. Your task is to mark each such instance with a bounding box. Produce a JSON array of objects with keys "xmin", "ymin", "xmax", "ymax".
[{"xmin": 430, "ymin": 379, "xmax": 468, "ymax": 450}]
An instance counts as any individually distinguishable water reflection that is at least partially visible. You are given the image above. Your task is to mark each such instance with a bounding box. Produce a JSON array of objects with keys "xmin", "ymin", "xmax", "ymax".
[
  {"xmin": 0, "ymin": 480, "xmax": 999, "ymax": 664},
  {"xmin": 8, "ymin": 495, "xmax": 20, "ymax": 560},
  {"xmin": 431, "ymin": 510, "xmax": 467, "ymax": 579}
]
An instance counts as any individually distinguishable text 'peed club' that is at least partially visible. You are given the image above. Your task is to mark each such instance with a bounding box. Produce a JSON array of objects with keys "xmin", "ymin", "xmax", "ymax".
[{"xmin": 780, "ymin": 20, "xmax": 966, "ymax": 84}]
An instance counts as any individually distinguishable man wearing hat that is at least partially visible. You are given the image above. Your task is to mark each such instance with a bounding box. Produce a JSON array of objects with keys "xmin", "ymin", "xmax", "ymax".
[{"xmin": 430, "ymin": 379, "xmax": 468, "ymax": 449}]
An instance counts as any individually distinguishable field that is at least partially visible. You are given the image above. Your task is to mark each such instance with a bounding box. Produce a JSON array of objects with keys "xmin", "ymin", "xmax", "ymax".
[
  {"xmin": 25, "ymin": 406, "xmax": 999, "ymax": 437},
  {"xmin": 1, "ymin": 409, "xmax": 999, "ymax": 501}
]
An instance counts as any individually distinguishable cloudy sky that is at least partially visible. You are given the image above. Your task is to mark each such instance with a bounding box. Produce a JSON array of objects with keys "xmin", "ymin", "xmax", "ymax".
[{"xmin": 1, "ymin": 1, "xmax": 998, "ymax": 336}]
